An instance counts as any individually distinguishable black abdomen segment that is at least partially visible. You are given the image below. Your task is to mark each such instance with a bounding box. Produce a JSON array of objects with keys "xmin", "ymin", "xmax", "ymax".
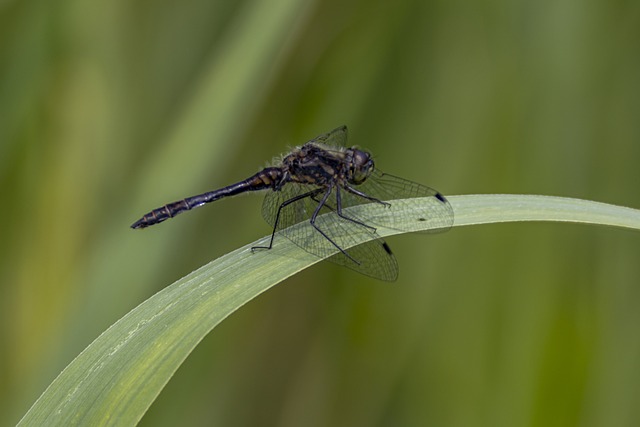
[{"xmin": 131, "ymin": 168, "xmax": 281, "ymax": 229}]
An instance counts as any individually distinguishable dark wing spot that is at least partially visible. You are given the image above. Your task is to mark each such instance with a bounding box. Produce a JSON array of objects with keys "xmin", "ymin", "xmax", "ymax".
[
  {"xmin": 417, "ymin": 217, "xmax": 426, "ymax": 222},
  {"xmin": 382, "ymin": 242, "xmax": 393, "ymax": 255},
  {"xmin": 435, "ymin": 192, "xmax": 447, "ymax": 203}
]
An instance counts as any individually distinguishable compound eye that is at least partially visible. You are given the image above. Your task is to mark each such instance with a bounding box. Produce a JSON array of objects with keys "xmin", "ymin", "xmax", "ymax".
[{"xmin": 350, "ymin": 149, "xmax": 374, "ymax": 184}]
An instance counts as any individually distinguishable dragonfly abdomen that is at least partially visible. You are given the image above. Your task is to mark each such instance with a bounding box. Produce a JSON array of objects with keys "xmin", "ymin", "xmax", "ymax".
[
  {"xmin": 131, "ymin": 167, "xmax": 282, "ymax": 229},
  {"xmin": 130, "ymin": 200, "xmax": 191, "ymax": 229}
]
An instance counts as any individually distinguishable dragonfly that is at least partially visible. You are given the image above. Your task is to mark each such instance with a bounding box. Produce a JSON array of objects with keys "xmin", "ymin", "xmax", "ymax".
[{"xmin": 131, "ymin": 125, "xmax": 453, "ymax": 281}]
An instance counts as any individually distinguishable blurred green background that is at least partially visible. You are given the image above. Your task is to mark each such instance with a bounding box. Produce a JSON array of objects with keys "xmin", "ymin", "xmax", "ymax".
[{"xmin": 2, "ymin": 0, "xmax": 640, "ymax": 425}]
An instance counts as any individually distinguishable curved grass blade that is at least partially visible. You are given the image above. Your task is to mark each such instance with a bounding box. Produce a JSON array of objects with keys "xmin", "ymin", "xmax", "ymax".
[{"xmin": 19, "ymin": 195, "xmax": 640, "ymax": 426}]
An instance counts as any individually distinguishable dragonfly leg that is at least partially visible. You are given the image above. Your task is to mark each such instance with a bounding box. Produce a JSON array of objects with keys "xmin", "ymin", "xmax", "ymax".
[
  {"xmin": 310, "ymin": 191, "xmax": 376, "ymax": 232},
  {"xmin": 343, "ymin": 184, "xmax": 391, "ymax": 207},
  {"xmin": 334, "ymin": 186, "xmax": 377, "ymax": 231},
  {"xmin": 251, "ymin": 188, "xmax": 324, "ymax": 251},
  {"xmin": 309, "ymin": 186, "xmax": 360, "ymax": 265}
]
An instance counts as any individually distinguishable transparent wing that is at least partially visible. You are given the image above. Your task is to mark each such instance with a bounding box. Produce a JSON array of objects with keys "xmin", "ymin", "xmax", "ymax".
[
  {"xmin": 261, "ymin": 183, "xmax": 321, "ymax": 232},
  {"xmin": 340, "ymin": 169, "xmax": 454, "ymax": 234},
  {"xmin": 261, "ymin": 184, "xmax": 399, "ymax": 281},
  {"xmin": 307, "ymin": 125, "xmax": 348, "ymax": 148}
]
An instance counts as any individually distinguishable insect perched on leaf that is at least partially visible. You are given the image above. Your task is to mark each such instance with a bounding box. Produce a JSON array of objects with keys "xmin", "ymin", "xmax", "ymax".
[{"xmin": 132, "ymin": 126, "xmax": 453, "ymax": 281}]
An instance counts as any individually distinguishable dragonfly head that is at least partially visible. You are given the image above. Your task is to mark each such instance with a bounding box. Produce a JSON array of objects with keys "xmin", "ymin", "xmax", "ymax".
[{"xmin": 348, "ymin": 148, "xmax": 374, "ymax": 185}]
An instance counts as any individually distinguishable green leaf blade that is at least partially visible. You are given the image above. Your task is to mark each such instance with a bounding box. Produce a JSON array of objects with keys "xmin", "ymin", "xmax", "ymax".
[{"xmin": 18, "ymin": 194, "xmax": 640, "ymax": 426}]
